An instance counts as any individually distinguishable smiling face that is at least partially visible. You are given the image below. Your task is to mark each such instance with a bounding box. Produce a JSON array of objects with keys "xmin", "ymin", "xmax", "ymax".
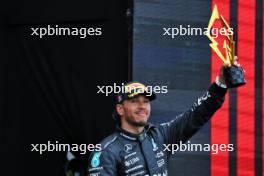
[{"xmin": 116, "ymin": 95, "xmax": 151, "ymax": 130}]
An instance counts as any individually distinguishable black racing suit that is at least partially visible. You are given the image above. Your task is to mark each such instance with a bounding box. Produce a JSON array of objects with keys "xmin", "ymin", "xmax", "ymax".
[{"xmin": 88, "ymin": 83, "xmax": 227, "ymax": 176}]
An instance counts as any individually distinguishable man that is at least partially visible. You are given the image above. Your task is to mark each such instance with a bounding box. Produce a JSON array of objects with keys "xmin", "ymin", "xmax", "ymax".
[{"xmin": 88, "ymin": 65, "xmax": 236, "ymax": 176}]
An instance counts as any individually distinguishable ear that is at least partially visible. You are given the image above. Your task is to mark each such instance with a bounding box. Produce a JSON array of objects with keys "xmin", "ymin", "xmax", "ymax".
[{"xmin": 116, "ymin": 104, "xmax": 124, "ymax": 116}]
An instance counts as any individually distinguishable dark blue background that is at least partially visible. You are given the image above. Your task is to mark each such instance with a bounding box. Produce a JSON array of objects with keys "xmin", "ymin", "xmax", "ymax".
[{"xmin": 133, "ymin": 0, "xmax": 212, "ymax": 175}]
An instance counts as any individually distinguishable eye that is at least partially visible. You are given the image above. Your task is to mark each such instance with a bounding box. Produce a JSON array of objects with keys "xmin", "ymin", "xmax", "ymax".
[
  {"xmin": 144, "ymin": 99, "xmax": 150, "ymax": 103},
  {"xmin": 130, "ymin": 98, "xmax": 138, "ymax": 103}
]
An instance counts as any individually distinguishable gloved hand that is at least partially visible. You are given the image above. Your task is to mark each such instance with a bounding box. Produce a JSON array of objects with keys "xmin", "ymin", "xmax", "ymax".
[{"xmin": 218, "ymin": 56, "xmax": 246, "ymax": 88}]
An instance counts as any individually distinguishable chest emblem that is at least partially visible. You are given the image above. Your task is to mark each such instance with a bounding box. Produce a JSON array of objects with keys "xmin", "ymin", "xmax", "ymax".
[{"xmin": 124, "ymin": 144, "xmax": 133, "ymax": 153}]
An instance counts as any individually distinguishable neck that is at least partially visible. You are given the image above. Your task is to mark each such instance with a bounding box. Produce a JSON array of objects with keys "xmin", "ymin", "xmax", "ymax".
[{"xmin": 121, "ymin": 123, "xmax": 144, "ymax": 134}]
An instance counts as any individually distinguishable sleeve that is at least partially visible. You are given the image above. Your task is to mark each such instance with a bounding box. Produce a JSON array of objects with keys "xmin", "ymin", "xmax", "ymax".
[
  {"xmin": 88, "ymin": 149, "xmax": 117, "ymax": 176},
  {"xmin": 158, "ymin": 83, "xmax": 227, "ymax": 145}
]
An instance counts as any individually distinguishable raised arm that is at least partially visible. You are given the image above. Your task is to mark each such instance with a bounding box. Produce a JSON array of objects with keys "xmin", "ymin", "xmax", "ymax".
[{"xmin": 158, "ymin": 83, "xmax": 227, "ymax": 145}]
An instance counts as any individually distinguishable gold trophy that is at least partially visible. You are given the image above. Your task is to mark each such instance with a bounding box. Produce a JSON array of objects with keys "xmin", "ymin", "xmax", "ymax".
[{"xmin": 206, "ymin": 5, "xmax": 246, "ymax": 88}]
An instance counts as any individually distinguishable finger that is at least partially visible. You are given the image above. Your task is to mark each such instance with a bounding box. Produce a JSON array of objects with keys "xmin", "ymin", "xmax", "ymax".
[
  {"xmin": 233, "ymin": 56, "xmax": 240, "ymax": 66},
  {"xmin": 233, "ymin": 56, "xmax": 238, "ymax": 65}
]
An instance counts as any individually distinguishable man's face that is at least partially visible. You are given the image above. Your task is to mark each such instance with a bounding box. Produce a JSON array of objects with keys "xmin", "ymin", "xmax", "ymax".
[{"xmin": 117, "ymin": 95, "xmax": 151, "ymax": 127}]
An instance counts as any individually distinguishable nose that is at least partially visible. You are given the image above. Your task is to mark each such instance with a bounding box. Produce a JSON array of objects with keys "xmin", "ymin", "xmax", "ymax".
[
  {"xmin": 138, "ymin": 102, "xmax": 145, "ymax": 108},
  {"xmin": 138, "ymin": 100, "xmax": 147, "ymax": 109}
]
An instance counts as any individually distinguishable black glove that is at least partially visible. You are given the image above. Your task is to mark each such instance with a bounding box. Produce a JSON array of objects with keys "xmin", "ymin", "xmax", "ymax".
[{"xmin": 223, "ymin": 65, "xmax": 246, "ymax": 88}]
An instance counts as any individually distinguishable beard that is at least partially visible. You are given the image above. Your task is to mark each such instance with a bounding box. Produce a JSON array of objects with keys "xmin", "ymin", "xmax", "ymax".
[{"xmin": 125, "ymin": 115, "xmax": 148, "ymax": 127}]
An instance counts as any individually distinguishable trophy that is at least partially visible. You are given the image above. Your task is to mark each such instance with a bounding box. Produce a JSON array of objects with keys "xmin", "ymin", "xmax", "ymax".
[{"xmin": 206, "ymin": 5, "xmax": 246, "ymax": 88}]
